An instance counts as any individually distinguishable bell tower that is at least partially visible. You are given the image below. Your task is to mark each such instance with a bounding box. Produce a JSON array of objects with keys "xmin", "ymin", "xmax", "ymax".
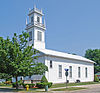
[{"xmin": 26, "ymin": 6, "xmax": 46, "ymax": 49}]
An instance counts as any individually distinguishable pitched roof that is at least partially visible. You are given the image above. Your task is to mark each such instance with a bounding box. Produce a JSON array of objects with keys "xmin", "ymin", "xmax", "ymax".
[{"xmin": 37, "ymin": 48, "xmax": 94, "ymax": 63}]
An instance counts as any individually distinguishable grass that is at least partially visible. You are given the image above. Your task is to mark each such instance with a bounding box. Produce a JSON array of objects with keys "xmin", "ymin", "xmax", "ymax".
[
  {"xmin": 0, "ymin": 84, "xmax": 12, "ymax": 87},
  {"xmin": 0, "ymin": 87, "xmax": 46, "ymax": 92},
  {"xmin": 52, "ymin": 87, "xmax": 87, "ymax": 91},
  {"xmin": 51, "ymin": 82, "xmax": 100, "ymax": 88}
]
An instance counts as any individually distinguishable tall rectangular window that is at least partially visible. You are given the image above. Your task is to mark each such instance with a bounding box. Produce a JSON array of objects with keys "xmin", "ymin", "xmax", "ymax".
[
  {"xmin": 59, "ymin": 65, "xmax": 62, "ymax": 78},
  {"xmin": 69, "ymin": 66, "xmax": 72, "ymax": 78},
  {"xmin": 37, "ymin": 31, "xmax": 42, "ymax": 41},
  {"xmin": 31, "ymin": 16, "xmax": 33, "ymax": 23},
  {"xmin": 78, "ymin": 67, "xmax": 81, "ymax": 78},
  {"xmin": 29, "ymin": 31, "xmax": 32, "ymax": 41},
  {"xmin": 85, "ymin": 67, "xmax": 88, "ymax": 78},
  {"xmin": 50, "ymin": 60, "xmax": 52, "ymax": 68},
  {"xmin": 37, "ymin": 16, "xmax": 40, "ymax": 23}
]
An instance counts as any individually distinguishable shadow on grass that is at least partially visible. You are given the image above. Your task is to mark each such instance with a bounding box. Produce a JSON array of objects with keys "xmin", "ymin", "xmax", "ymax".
[{"xmin": 0, "ymin": 87, "xmax": 25, "ymax": 92}]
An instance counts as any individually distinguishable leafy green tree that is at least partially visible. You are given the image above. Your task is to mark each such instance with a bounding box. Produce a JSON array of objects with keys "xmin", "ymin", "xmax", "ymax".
[
  {"xmin": 0, "ymin": 73, "xmax": 12, "ymax": 81},
  {"xmin": 85, "ymin": 49, "xmax": 100, "ymax": 74},
  {"xmin": 0, "ymin": 32, "xmax": 48, "ymax": 89}
]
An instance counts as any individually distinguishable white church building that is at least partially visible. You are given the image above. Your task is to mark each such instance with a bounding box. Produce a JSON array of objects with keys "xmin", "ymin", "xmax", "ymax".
[{"xmin": 25, "ymin": 6, "xmax": 94, "ymax": 83}]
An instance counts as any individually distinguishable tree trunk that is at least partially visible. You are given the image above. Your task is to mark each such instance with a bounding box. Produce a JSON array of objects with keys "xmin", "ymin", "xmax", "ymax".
[
  {"xmin": 6, "ymin": 79, "xmax": 7, "ymax": 85},
  {"xmin": 15, "ymin": 76, "xmax": 18, "ymax": 90}
]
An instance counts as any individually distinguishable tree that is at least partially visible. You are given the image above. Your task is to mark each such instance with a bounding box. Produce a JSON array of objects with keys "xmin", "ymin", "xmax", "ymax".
[
  {"xmin": 0, "ymin": 73, "xmax": 12, "ymax": 81},
  {"xmin": 0, "ymin": 32, "xmax": 48, "ymax": 89},
  {"xmin": 85, "ymin": 49, "xmax": 100, "ymax": 74}
]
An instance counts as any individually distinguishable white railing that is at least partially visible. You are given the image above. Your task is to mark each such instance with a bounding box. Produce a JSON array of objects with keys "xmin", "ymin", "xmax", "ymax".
[{"xmin": 26, "ymin": 21, "xmax": 45, "ymax": 28}]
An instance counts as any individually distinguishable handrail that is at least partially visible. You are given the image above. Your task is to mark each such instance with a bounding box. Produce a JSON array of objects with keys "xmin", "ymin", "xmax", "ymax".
[{"xmin": 26, "ymin": 21, "xmax": 45, "ymax": 28}]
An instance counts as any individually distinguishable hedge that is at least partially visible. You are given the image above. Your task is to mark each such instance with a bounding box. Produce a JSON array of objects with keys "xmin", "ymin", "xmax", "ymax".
[
  {"xmin": 94, "ymin": 75, "xmax": 99, "ymax": 82},
  {"xmin": 36, "ymin": 82, "xmax": 53, "ymax": 88},
  {"xmin": 22, "ymin": 84, "xmax": 35, "ymax": 88}
]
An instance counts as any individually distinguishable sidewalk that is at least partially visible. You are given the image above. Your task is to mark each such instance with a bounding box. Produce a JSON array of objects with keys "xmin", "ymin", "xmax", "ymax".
[{"xmin": 49, "ymin": 83, "xmax": 100, "ymax": 91}]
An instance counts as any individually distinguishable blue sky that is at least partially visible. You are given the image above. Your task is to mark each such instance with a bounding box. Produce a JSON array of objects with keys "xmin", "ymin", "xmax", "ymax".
[{"xmin": 0, "ymin": 0, "xmax": 100, "ymax": 56}]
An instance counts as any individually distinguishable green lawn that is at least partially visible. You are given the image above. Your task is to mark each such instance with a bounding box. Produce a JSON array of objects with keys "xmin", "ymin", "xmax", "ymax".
[
  {"xmin": 0, "ymin": 84, "xmax": 12, "ymax": 87},
  {"xmin": 52, "ymin": 87, "xmax": 87, "ymax": 91},
  {"xmin": 51, "ymin": 82, "xmax": 100, "ymax": 88}
]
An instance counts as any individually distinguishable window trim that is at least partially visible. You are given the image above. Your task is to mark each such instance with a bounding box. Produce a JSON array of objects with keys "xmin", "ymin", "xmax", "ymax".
[
  {"xmin": 37, "ymin": 31, "xmax": 42, "ymax": 41},
  {"xmin": 37, "ymin": 16, "xmax": 40, "ymax": 23},
  {"xmin": 85, "ymin": 67, "xmax": 88, "ymax": 78},
  {"xmin": 59, "ymin": 65, "xmax": 62, "ymax": 78}
]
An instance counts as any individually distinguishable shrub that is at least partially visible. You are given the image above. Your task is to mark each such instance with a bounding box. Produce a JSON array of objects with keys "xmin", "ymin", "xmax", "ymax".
[
  {"xmin": 5, "ymin": 81, "xmax": 12, "ymax": 84},
  {"xmin": 94, "ymin": 75, "xmax": 99, "ymax": 82},
  {"xmin": 48, "ymin": 82, "xmax": 53, "ymax": 88},
  {"xmin": 12, "ymin": 80, "xmax": 23, "ymax": 88},
  {"xmin": 76, "ymin": 80, "xmax": 80, "ymax": 83},
  {"xmin": 12, "ymin": 82, "xmax": 17, "ymax": 88},
  {"xmin": 41, "ymin": 75, "xmax": 48, "ymax": 83},
  {"xmin": 36, "ymin": 82, "xmax": 52, "ymax": 88},
  {"xmin": 22, "ymin": 84, "xmax": 35, "ymax": 88}
]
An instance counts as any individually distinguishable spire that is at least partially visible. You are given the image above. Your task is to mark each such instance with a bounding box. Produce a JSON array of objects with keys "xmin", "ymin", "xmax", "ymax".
[
  {"xmin": 26, "ymin": 17, "xmax": 28, "ymax": 25},
  {"xmin": 34, "ymin": 5, "xmax": 36, "ymax": 9}
]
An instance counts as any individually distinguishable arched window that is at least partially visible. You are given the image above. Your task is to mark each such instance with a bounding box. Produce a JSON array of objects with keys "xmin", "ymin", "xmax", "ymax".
[
  {"xmin": 50, "ymin": 60, "xmax": 52, "ymax": 68},
  {"xmin": 37, "ymin": 16, "xmax": 40, "ymax": 23},
  {"xmin": 85, "ymin": 67, "xmax": 88, "ymax": 78},
  {"xmin": 31, "ymin": 16, "xmax": 33, "ymax": 23}
]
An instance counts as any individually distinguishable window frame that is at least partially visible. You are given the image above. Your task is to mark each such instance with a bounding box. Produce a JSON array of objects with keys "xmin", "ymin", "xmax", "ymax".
[
  {"xmin": 37, "ymin": 16, "xmax": 40, "ymax": 23},
  {"xmin": 78, "ymin": 67, "xmax": 81, "ymax": 78},
  {"xmin": 37, "ymin": 31, "xmax": 42, "ymax": 41},
  {"xmin": 85, "ymin": 67, "xmax": 88, "ymax": 78},
  {"xmin": 59, "ymin": 65, "xmax": 62, "ymax": 78},
  {"xmin": 29, "ymin": 31, "xmax": 32, "ymax": 41}
]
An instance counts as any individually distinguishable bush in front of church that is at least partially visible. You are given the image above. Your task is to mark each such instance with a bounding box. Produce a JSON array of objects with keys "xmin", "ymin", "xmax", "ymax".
[
  {"xmin": 36, "ymin": 82, "xmax": 52, "ymax": 88},
  {"xmin": 36, "ymin": 75, "xmax": 52, "ymax": 88},
  {"xmin": 94, "ymin": 75, "xmax": 99, "ymax": 82},
  {"xmin": 41, "ymin": 75, "xmax": 48, "ymax": 83}
]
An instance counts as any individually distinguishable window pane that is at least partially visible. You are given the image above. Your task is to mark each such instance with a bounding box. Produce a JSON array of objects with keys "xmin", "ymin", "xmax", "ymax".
[
  {"xmin": 85, "ymin": 67, "xmax": 88, "ymax": 78},
  {"xmin": 37, "ymin": 31, "xmax": 42, "ymax": 41},
  {"xmin": 59, "ymin": 65, "xmax": 62, "ymax": 78},
  {"xmin": 69, "ymin": 66, "xmax": 72, "ymax": 78},
  {"xmin": 31, "ymin": 17, "xmax": 33, "ymax": 23},
  {"xmin": 78, "ymin": 67, "xmax": 81, "ymax": 78},
  {"xmin": 29, "ymin": 31, "xmax": 32, "ymax": 41},
  {"xmin": 50, "ymin": 60, "xmax": 52, "ymax": 68}
]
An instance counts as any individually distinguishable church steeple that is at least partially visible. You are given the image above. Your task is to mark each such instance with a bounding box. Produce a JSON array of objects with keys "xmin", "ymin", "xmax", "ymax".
[{"xmin": 25, "ymin": 6, "xmax": 46, "ymax": 49}]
